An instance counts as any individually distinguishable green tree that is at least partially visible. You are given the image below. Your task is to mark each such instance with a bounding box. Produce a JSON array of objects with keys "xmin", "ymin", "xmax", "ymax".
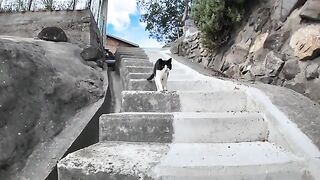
[
  {"xmin": 137, "ymin": 0, "xmax": 187, "ymax": 43},
  {"xmin": 191, "ymin": 0, "xmax": 244, "ymax": 49}
]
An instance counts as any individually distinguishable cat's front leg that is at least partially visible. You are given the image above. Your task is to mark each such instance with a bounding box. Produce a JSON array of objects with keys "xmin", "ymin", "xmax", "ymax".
[
  {"xmin": 163, "ymin": 72, "xmax": 169, "ymax": 91},
  {"xmin": 163, "ymin": 79, "xmax": 168, "ymax": 91},
  {"xmin": 155, "ymin": 76, "xmax": 162, "ymax": 92}
]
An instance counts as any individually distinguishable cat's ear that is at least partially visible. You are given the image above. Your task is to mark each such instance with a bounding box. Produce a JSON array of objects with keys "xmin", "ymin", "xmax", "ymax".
[
  {"xmin": 158, "ymin": 58, "xmax": 163, "ymax": 61},
  {"xmin": 168, "ymin": 58, "xmax": 172, "ymax": 62}
]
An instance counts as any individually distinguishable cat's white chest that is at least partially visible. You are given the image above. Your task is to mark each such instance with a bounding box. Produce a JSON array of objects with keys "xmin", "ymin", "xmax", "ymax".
[
  {"xmin": 155, "ymin": 65, "xmax": 170, "ymax": 91},
  {"xmin": 156, "ymin": 68, "xmax": 169, "ymax": 79}
]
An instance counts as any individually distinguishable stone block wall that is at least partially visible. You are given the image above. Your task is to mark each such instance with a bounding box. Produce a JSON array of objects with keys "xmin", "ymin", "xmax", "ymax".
[
  {"xmin": 171, "ymin": 0, "xmax": 320, "ymax": 104},
  {"xmin": 0, "ymin": 10, "xmax": 101, "ymax": 48}
]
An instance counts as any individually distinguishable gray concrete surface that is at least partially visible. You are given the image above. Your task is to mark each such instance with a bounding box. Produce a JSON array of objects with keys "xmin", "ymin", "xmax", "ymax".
[
  {"xmin": 58, "ymin": 141, "xmax": 306, "ymax": 180},
  {"xmin": 100, "ymin": 112, "xmax": 268, "ymax": 144},
  {"xmin": 121, "ymin": 91, "xmax": 248, "ymax": 112},
  {"xmin": 57, "ymin": 47, "xmax": 320, "ymax": 180},
  {"xmin": 0, "ymin": 10, "xmax": 100, "ymax": 48},
  {"xmin": 121, "ymin": 91, "xmax": 181, "ymax": 112},
  {"xmin": 58, "ymin": 142, "xmax": 170, "ymax": 180},
  {"xmin": 100, "ymin": 113, "xmax": 174, "ymax": 143}
]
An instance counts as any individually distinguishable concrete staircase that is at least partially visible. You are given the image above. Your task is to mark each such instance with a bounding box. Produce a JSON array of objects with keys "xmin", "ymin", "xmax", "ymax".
[{"xmin": 57, "ymin": 48, "xmax": 319, "ymax": 180}]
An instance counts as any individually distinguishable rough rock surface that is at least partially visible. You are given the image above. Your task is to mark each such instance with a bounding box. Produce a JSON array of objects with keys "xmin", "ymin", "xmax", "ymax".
[
  {"xmin": 0, "ymin": 36, "xmax": 104, "ymax": 177},
  {"xmin": 289, "ymin": 25, "xmax": 320, "ymax": 61},
  {"xmin": 280, "ymin": 0, "xmax": 307, "ymax": 21},
  {"xmin": 300, "ymin": 0, "xmax": 320, "ymax": 21},
  {"xmin": 171, "ymin": 0, "xmax": 320, "ymax": 104},
  {"xmin": 37, "ymin": 27, "xmax": 68, "ymax": 42},
  {"xmin": 80, "ymin": 46, "xmax": 104, "ymax": 61}
]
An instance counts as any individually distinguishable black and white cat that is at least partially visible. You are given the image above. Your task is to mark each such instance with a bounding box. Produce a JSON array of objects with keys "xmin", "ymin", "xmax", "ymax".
[{"xmin": 147, "ymin": 58, "xmax": 172, "ymax": 92}]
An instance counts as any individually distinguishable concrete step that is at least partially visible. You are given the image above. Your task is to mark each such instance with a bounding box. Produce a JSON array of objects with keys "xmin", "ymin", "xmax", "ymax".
[
  {"xmin": 121, "ymin": 57, "xmax": 150, "ymax": 61},
  {"xmin": 99, "ymin": 112, "xmax": 268, "ymax": 143},
  {"xmin": 126, "ymin": 79, "xmax": 232, "ymax": 91},
  {"xmin": 121, "ymin": 90, "xmax": 247, "ymax": 112},
  {"xmin": 125, "ymin": 66, "xmax": 186, "ymax": 74},
  {"xmin": 119, "ymin": 54, "xmax": 148, "ymax": 60},
  {"xmin": 153, "ymin": 142, "xmax": 304, "ymax": 180},
  {"xmin": 123, "ymin": 60, "xmax": 153, "ymax": 67},
  {"xmin": 58, "ymin": 142, "xmax": 305, "ymax": 180},
  {"xmin": 126, "ymin": 66, "xmax": 153, "ymax": 73},
  {"xmin": 115, "ymin": 47, "xmax": 143, "ymax": 52},
  {"xmin": 128, "ymin": 73, "xmax": 194, "ymax": 80},
  {"xmin": 115, "ymin": 49, "xmax": 146, "ymax": 55}
]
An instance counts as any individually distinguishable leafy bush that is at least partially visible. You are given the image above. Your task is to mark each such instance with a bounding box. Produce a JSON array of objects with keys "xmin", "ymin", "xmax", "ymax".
[{"xmin": 191, "ymin": 0, "xmax": 245, "ymax": 49}]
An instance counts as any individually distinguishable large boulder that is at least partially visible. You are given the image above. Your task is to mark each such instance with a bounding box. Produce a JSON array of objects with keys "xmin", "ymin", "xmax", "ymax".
[
  {"xmin": 305, "ymin": 63, "xmax": 319, "ymax": 80},
  {"xmin": 281, "ymin": 0, "xmax": 307, "ymax": 21},
  {"xmin": 38, "ymin": 27, "xmax": 68, "ymax": 42},
  {"xmin": 263, "ymin": 31, "xmax": 290, "ymax": 51},
  {"xmin": 249, "ymin": 8, "xmax": 271, "ymax": 32},
  {"xmin": 300, "ymin": 0, "xmax": 320, "ymax": 21},
  {"xmin": 284, "ymin": 81, "xmax": 306, "ymax": 94},
  {"xmin": 289, "ymin": 25, "xmax": 320, "ymax": 61},
  {"xmin": 0, "ymin": 36, "xmax": 104, "ymax": 177},
  {"xmin": 224, "ymin": 44, "xmax": 249, "ymax": 65},
  {"xmin": 80, "ymin": 46, "xmax": 104, "ymax": 61},
  {"xmin": 282, "ymin": 58, "xmax": 300, "ymax": 80},
  {"xmin": 249, "ymin": 32, "xmax": 269, "ymax": 53},
  {"xmin": 305, "ymin": 78, "xmax": 320, "ymax": 103},
  {"xmin": 264, "ymin": 51, "xmax": 285, "ymax": 77}
]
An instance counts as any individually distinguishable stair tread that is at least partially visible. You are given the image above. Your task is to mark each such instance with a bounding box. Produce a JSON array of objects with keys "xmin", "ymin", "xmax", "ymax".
[
  {"xmin": 99, "ymin": 111, "xmax": 267, "ymax": 143},
  {"xmin": 101, "ymin": 111, "xmax": 261, "ymax": 117},
  {"xmin": 59, "ymin": 142, "xmax": 300, "ymax": 170}
]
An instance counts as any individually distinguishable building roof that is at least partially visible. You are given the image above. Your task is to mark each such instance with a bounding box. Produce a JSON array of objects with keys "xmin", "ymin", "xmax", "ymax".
[{"xmin": 107, "ymin": 34, "xmax": 139, "ymax": 47}]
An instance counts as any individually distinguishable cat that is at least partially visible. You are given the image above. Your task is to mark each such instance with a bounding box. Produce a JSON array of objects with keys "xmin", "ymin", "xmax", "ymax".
[{"xmin": 147, "ymin": 58, "xmax": 172, "ymax": 92}]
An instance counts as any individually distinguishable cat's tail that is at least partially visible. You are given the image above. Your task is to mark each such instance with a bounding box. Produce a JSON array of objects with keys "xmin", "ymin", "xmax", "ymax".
[{"xmin": 147, "ymin": 73, "xmax": 154, "ymax": 81}]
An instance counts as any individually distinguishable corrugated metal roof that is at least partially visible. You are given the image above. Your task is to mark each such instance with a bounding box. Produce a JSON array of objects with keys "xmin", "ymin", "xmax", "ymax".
[{"xmin": 107, "ymin": 34, "xmax": 139, "ymax": 47}]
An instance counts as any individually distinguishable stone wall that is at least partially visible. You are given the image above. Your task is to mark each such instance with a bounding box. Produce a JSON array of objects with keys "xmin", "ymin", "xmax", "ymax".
[
  {"xmin": 0, "ymin": 10, "xmax": 101, "ymax": 48},
  {"xmin": 171, "ymin": 0, "xmax": 320, "ymax": 104}
]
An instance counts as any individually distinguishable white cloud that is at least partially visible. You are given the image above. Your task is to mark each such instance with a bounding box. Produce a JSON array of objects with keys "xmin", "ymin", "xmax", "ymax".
[
  {"xmin": 107, "ymin": 0, "xmax": 138, "ymax": 31},
  {"xmin": 107, "ymin": 0, "xmax": 164, "ymax": 48},
  {"xmin": 139, "ymin": 21, "xmax": 147, "ymax": 29},
  {"xmin": 137, "ymin": 38, "xmax": 164, "ymax": 48}
]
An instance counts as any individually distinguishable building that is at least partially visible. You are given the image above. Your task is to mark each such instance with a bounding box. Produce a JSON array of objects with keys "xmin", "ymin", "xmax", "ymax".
[{"xmin": 106, "ymin": 34, "xmax": 139, "ymax": 53}]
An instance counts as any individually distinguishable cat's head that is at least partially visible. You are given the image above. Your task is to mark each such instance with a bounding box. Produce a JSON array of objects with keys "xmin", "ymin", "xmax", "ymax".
[{"xmin": 158, "ymin": 58, "xmax": 172, "ymax": 70}]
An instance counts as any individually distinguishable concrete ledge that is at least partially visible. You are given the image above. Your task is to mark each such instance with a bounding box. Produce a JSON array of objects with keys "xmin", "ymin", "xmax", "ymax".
[
  {"xmin": 128, "ymin": 73, "xmax": 195, "ymax": 80},
  {"xmin": 119, "ymin": 54, "xmax": 148, "ymax": 60},
  {"xmin": 99, "ymin": 112, "xmax": 268, "ymax": 143},
  {"xmin": 123, "ymin": 61, "xmax": 153, "ymax": 67},
  {"xmin": 128, "ymin": 73, "xmax": 151, "ymax": 79},
  {"xmin": 154, "ymin": 142, "xmax": 304, "ymax": 180},
  {"xmin": 121, "ymin": 57, "xmax": 151, "ymax": 62},
  {"xmin": 172, "ymin": 112, "xmax": 268, "ymax": 143},
  {"xmin": 178, "ymin": 91, "xmax": 248, "ymax": 112},
  {"xmin": 58, "ymin": 142, "xmax": 169, "ymax": 180},
  {"xmin": 121, "ymin": 91, "xmax": 248, "ymax": 112},
  {"xmin": 99, "ymin": 113, "xmax": 174, "ymax": 143},
  {"xmin": 58, "ymin": 142, "xmax": 305, "ymax": 180},
  {"xmin": 126, "ymin": 66, "xmax": 153, "ymax": 73},
  {"xmin": 121, "ymin": 91, "xmax": 181, "ymax": 112},
  {"xmin": 127, "ymin": 79, "xmax": 236, "ymax": 91},
  {"xmin": 127, "ymin": 79, "xmax": 156, "ymax": 91}
]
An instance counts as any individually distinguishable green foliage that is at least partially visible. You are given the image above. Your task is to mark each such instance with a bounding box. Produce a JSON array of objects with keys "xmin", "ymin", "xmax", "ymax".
[
  {"xmin": 42, "ymin": 0, "xmax": 54, "ymax": 10},
  {"xmin": 191, "ymin": 0, "xmax": 245, "ymax": 49},
  {"xmin": 137, "ymin": 0, "xmax": 186, "ymax": 43},
  {"xmin": 15, "ymin": 0, "xmax": 28, "ymax": 11}
]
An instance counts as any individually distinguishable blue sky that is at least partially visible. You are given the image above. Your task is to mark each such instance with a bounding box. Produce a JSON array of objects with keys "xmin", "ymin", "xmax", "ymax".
[{"xmin": 107, "ymin": 0, "xmax": 164, "ymax": 48}]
